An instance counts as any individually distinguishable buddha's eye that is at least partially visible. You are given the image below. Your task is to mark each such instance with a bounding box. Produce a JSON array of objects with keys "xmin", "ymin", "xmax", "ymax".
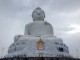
[{"xmin": 35, "ymin": 11, "xmax": 38, "ymax": 13}]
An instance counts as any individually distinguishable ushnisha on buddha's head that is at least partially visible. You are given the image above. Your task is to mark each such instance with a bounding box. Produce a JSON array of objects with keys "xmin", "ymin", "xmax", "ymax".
[{"xmin": 32, "ymin": 7, "xmax": 45, "ymax": 21}]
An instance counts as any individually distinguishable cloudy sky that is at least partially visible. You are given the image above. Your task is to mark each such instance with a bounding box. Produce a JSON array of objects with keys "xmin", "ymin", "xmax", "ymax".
[{"xmin": 0, "ymin": 0, "xmax": 80, "ymax": 58}]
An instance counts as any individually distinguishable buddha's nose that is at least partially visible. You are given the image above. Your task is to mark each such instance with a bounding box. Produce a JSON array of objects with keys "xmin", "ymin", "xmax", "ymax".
[{"xmin": 37, "ymin": 13, "xmax": 40, "ymax": 15}]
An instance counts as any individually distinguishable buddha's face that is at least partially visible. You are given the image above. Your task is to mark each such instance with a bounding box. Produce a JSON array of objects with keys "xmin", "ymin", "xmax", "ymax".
[{"xmin": 32, "ymin": 7, "xmax": 45, "ymax": 21}]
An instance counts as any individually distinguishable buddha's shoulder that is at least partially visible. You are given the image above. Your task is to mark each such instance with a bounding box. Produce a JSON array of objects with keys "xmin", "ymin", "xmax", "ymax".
[
  {"xmin": 25, "ymin": 22, "xmax": 34, "ymax": 27},
  {"xmin": 25, "ymin": 21, "xmax": 52, "ymax": 27}
]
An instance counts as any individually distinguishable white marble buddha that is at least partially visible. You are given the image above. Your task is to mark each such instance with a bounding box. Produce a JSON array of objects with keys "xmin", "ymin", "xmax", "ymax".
[
  {"xmin": 24, "ymin": 7, "xmax": 53, "ymax": 36},
  {"xmin": 6, "ymin": 7, "xmax": 71, "ymax": 57}
]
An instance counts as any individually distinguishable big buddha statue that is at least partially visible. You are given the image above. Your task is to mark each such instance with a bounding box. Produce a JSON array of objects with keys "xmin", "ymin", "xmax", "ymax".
[{"xmin": 5, "ymin": 7, "xmax": 71, "ymax": 57}]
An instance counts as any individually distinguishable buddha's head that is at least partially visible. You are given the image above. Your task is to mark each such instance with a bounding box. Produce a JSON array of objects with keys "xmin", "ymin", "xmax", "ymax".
[{"xmin": 32, "ymin": 7, "xmax": 45, "ymax": 21}]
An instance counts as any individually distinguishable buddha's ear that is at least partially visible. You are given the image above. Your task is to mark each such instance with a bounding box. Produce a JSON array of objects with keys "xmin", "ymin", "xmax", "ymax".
[
  {"xmin": 32, "ymin": 10, "xmax": 34, "ymax": 18},
  {"xmin": 44, "ymin": 13, "xmax": 45, "ymax": 18},
  {"xmin": 42, "ymin": 10, "xmax": 45, "ymax": 19}
]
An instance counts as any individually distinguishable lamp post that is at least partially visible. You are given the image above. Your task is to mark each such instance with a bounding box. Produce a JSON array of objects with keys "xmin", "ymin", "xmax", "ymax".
[
  {"xmin": 76, "ymin": 49, "xmax": 79, "ymax": 58},
  {"xmin": 1, "ymin": 48, "xmax": 4, "ymax": 58}
]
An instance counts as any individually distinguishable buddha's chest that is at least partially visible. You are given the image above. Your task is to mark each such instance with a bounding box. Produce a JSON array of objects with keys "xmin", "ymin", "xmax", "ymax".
[{"xmin": 28, "ymin": 22, "xmax": 53, "ymax": 35}]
